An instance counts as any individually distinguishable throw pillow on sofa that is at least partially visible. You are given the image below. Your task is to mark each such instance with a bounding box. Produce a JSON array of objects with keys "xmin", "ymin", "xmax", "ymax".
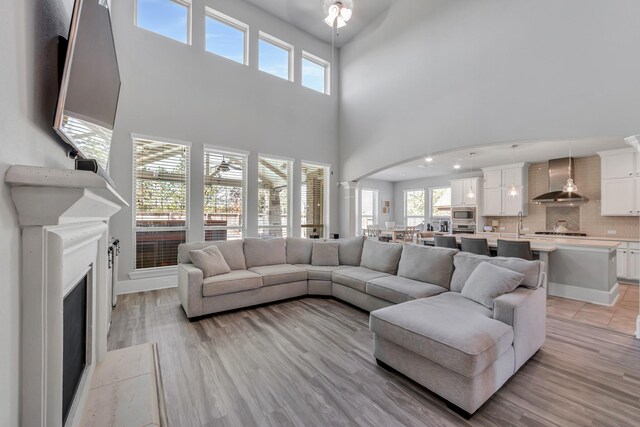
[
  {"xmin": 311, "ymin": 242, "xmax": 339, "ymax": 266},
  {"xmin": 286, "ymin": 237, "xmax": 314, "ymax": 264},
  {"xmin": 189, "ymin": 246, "xmax": 232, "ymax": 278},
  {"xmin": 461, "ymin": 262, "xmax": 525, "ymax": 309},
  {"xmin": 360, "ymin": 239, "xmax": 403, "ymax": 274},
  {"xmin": 450, "ymin": 252, "xmax": 542, "ymax": 292}
]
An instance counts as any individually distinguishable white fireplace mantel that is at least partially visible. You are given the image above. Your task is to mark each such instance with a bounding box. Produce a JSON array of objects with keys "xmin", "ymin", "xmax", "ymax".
[{"xmin": 6, "ymin": 165, "xmax": 127, "ymax": 427}]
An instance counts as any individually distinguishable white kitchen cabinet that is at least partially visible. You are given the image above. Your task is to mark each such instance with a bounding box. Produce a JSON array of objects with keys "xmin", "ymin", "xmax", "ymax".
[
  {"xmin": 484, "ymin": 170, "xmax": 502, "ymax": 188},
  {"xmin": 599, "ymin": 149, "xmax": 640, "ymax": 216},
  {"xmin": 450, "ymin": 178, "xmax": 481, "ymax": 207},
  {"xmin": 481, "ymin": 163, "xmax": 528, "ymax": 217},
  {"xmin": 628, "ymin": 249, "xmax": 640, "ymax": 280},
  {"xmin": 601, "ymin": 178, "xmax": 637, "ymax": 216},
  {"xmin": 617, "ymin": 247, "xmax": 628, "ymax": 278},
  {"xmin": 600, "ymin": 151, "xmax": 635, "ymax": 180}
]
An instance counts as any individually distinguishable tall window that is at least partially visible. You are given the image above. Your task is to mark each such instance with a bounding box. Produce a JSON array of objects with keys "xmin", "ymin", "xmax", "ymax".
[
  {"xmin": 136, "ymin": 0, "xmax": 191, "ymax": 44},
  {"xmin": 258, "ymin": 156, "xmax": 292, "ymax": 237},
  {"xmin": 205, "ymin": 8, "xmax": 248, "ymax": 65},
  {"xmin": 302, "ymin": 51, "xmax": 329, "ymax": 94},
  {"xmin": 404, "ymin": 189, "xmax": 425, "ymax": 226},
  {"xmin": 258, "ymin": 32, "xmax": 293, "ymax": 81},
  {"xmin": 360, "ymin": 189, "xmax": 378, "ymax": 234},
  {"xmin": 430, "ymin": 187, "xmax": 452, "ymax": 219},
  {"xmin": 204, "ymin": 148, "xmax": 247, "ymax": 241},
  {"xmin": 134, "ymin": 138, "xmax": 190, "ymax": 269},
  {"xmin": 301, "ymin": 163, "xmax": 329, "ymax": 238}
]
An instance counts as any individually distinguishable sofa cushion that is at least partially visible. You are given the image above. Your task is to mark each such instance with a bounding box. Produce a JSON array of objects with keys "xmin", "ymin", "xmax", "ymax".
[
  {"xmin": 360, "ymin": 240, "xmax": 403, "ymax": 274},
  {"xmin": 450, "ymin": 252, "xmax": 543, "ymax": 292},
  {"xmin": 178, "ymin": 240, "xmax": 246, "ymax": 270},
  {"xmin": 332, "ymin": 266, "xmax": 389, "ymax": 292},
  {"xmin": 370, "ymin": 294, "xmax": 514, "ymax": 377},
  {"xmin": 366, "ymin": 275, "xmax": 447, "ymax": 304},
  {"xmin": 248, "ymin": 264, "xmax": 307, "ymax": 286},
  {"xmin": 244, "ymin": 238, "xmax": 286, "ymax": 268},
  {"xmin": 202, "ymin": 270, "xmax": 262, "ymax": 297},
  {"xmin": 336, "ymin": 236, "xmax": 366, "ymax": 266},
  {"xmin": 311, "ymin": 242, "xmax": 340, "ymax": 266},
  {"xmin": 286, "ymin": 237, "xmax": 314, "ymax": 265},
  {"xmin": 461, "ymin": 262, "xmax": 525, "ymax": 309},
  {"xmin": 189, "ymin": 246, "xmax": 231, "ymax": 278},
  {"xmin": 397, "ymin": 244, "xmax": 458, "ymax": 289},
  {"xmin": 295, "ymin": 264, "xmax": 348, "ymax": 281}
]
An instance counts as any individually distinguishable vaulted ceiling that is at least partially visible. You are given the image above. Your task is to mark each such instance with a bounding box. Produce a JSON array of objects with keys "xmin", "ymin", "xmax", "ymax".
[{"xmin": 241, "ymin": 0, "xmax": 393, "ymax": 47}]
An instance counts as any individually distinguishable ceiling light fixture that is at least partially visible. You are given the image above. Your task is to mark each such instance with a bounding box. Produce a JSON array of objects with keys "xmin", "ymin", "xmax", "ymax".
[
  {"xmin": 425, "ymin": 156, "xmax": 433, "ymax": 162},
  {"xmin": 466, "ymin": 153, "xmax": 476, "ymax": 199},
  {"xmin": 563, "ymin": 143, "xmax": 578, "ymax": 193},
  {"xmin": 507, "ymin": 144, "xmax": 519, "ymax": 197},
  {"xmin": 453, "ymin": 163, "xmax": 461, "ymax": 169},
  {"xmin": 324, "ymin": 1, "xmax": 353, "ymax": 35}
]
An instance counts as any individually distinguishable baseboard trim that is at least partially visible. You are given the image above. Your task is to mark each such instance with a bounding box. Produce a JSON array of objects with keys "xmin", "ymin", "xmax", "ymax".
[
  {"xmin": 548, "ymin": 282, "xmax": 620, "ymax": 306},
  {"xmin": 116, "ymin": 275, "xmax": 177, "ymax": 295}
]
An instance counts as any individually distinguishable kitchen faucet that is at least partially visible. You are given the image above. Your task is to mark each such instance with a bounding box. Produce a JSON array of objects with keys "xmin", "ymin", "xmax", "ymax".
[{"xmin": 516, "ymin": 211, "xmax": 524, "ymax": 239}]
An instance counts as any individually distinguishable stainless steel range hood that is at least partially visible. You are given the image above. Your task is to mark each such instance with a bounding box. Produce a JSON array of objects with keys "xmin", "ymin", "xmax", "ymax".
[{"xmin": 532, "ymin": 157, "xmax": 588, "ymax": 205}]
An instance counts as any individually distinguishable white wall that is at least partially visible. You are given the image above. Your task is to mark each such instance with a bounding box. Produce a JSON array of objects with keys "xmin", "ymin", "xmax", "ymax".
[
  {"xmin": 0, "ymin": 0, "xmax": 75, "ymax": 425},
  {"xmin": 109, "ymin": 0, "xmax": 339, "ymax": 282},
  {"xmin": 339, "ymin": 0, "xmax": 640, "ymax": 182}
]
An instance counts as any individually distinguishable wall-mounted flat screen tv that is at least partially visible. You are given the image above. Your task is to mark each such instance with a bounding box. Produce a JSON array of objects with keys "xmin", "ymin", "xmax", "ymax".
[{"xmin": 54, "ymin": 0, "xmax": 121, "ymax": 172}]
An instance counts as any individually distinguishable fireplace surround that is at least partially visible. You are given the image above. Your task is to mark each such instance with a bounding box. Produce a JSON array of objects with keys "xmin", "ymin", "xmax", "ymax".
[{"xmin": 6, "ymin": 165, "xmax": 126, "ymax": 427}]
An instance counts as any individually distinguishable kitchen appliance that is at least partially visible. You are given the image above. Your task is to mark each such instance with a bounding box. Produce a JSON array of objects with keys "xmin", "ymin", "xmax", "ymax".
[
  {"xmin": 532, "ymin": 158, "xmax": 588, "ymax": 205},
  {"xmin": 453, "ymin": 224, "xmax": 476, "ymax": 234},
  {"xmin": 534, "ymin": 231, "xmax": 587, "ymax": 237},
  {"xmin": 439, "ymin": 220, "xmax": 449, "ymax": 233},
  {"xmin": 452, "ymin": 207, "xmax": 476, "ymax": 222}
]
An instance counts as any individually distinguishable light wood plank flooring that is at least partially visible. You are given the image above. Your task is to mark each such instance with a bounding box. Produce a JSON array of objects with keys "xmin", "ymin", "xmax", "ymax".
[{"xmin": 109, "ymin": 290, "xmax": 640, "ymax": 426}]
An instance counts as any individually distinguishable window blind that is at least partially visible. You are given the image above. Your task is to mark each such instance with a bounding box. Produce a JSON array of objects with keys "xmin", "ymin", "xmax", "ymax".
[
  {"xmin": 134, "ymin": 138, "xmax": 190, "ymax": 269},
  {"xmin": 204, "ymin": 149, "xmax": 246, "ymax": 241},
  {"xmin": 258, "ymin": 156, "xmax": 291, "ymax": 237},
  {"xmin": 301, "ymin": 163, "xmax": 328, "ymax": 237}
]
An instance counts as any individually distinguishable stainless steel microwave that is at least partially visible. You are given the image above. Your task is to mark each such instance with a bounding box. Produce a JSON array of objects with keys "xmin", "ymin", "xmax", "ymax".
[{"xmin": 452, "ymin": 208, "xmax": 475, "ymax": 221}]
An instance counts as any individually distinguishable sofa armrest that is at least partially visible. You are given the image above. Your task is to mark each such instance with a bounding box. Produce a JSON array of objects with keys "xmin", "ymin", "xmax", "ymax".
[
  {"xmin": 493, "ymin": 286, "xmax": 546, "ymax": 371},
  {"xmin": 178, "ymin": 263, "xmax": 204, "ymax": 318}
]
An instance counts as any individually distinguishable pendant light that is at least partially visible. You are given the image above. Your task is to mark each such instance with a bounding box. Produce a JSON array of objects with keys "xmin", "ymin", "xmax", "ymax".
[
  {"xmin": 324, "ymin": 1, "xmax": 353, "ymax": 36},
  {"xmin": 466, "ymin": 153, "xmax": 476, "ymax": 199},
  {"xmin": 563, "ymin": 143, "xmax": 578, "ymax": 193},
  {"xmin": 507, "ymin": 145, "xmax": 519, "ymax": 198}
]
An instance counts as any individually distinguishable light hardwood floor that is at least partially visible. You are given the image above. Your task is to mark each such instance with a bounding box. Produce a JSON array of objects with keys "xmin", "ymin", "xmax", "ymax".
[{"xmin": 109, "ymin": 290, "xmax": 640, "ymax": 426}]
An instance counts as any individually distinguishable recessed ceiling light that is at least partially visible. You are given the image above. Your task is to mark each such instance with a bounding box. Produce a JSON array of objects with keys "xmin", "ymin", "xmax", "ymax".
[
  {"xmin": 425, "ymin": 157, "xmax": 433, "ymax": 162},
  {"xmin": 417, "ymin": 165, "xmax": 426, "ymax": 168},
  {"xmin": 453, "ymin": 164, "xmax": 461, "ymax": 169}
]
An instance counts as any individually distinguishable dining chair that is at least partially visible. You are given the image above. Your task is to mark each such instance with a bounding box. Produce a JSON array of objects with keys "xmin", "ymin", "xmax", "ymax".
[
  {"xmin": 394, "ymin": 226, "xmax": 417, "ymax": 243},
  {"xmin": 366, "ymin": 224, "xmax": 379, "ymax": 240},
  {"xmin": 434, "ymin": 235, "xmax": 458, "ymax": 249},
  {"xmin": 460, "ymin": 237, "xmax": 491, "ymax": 256},
  {"xmin": 497, "ymin": 239, "xmax": 533, "ymax": 260}
]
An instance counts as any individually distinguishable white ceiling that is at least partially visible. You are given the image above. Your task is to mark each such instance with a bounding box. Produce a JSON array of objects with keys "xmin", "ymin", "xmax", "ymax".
[
  {"xmin": 367, "ymin": 138, "xmax": 629, "ymax": 182},
  {"xmin": 241, "ymin": 0, "xmax": 393, "ymax": 47}
]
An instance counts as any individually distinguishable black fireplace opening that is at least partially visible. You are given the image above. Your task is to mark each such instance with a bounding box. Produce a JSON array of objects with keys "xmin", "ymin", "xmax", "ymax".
[{"xmin": 63, "ymin": 274, "xmax": 88, "ymax": 425}]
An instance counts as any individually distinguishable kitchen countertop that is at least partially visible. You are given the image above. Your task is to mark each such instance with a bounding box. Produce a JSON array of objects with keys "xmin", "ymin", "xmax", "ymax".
[
  {"xmin": 477, "ymin": 231, "xmax": 639, "ymax": 243},
  {"xmin": 420, "ymin": 233, "xmax": 621, "ymax": 250}
]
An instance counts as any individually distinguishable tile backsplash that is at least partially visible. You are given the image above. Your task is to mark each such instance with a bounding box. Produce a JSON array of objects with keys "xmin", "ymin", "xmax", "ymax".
[{"xmin": 485, "ymin": 156, "xmax": 640, "ymax": 238}]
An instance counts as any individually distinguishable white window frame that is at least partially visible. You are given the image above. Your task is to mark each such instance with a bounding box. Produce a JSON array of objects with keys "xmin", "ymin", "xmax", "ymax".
[
  {"xmin": 359, "ymin": 188, "xmax": 379, "ymax": 235},
  {"xmin": 258, "ymin": 31, "xmax": 294, "ymax": 82},
  {"xmin": 429, "ymin": 186, "xmax": 452, "ymax": 221},
  {"xmin": 258, "ymin": 153, "xmax": 294, "ymax": 237},
  {"xmin": 301, "ymin": 160, "xmax": 331, "ymax": 238},
  {"xmin": 131, "ymin": 133, "xmax": 192, "ymax": 274},
  {"xmin": 301, "ymin": 51, "xmax": 330, "ymax": 95},
  {"xmin": 404, "ymin": 188, "xmax": 426, "ymax": 227},
  {"xmin": 203, "ymin": 145, "xmax": 249, "ymax": 241},
  {"xmin": 204, "ymin": 7, "xmax": 249, "ymax": 66},
  {"xmin": 134, "ymin": 0, "xmax": 193, "ymax": 45}
]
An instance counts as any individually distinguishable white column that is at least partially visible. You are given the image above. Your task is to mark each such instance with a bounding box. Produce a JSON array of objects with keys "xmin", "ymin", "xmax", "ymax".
[
  {"xmin": 339, "ymin": 181, "xmax": 358, "ymax": 238},
  {"xmin": 624, "ymin": 135, "xmax": 640, "ymax": 340}
]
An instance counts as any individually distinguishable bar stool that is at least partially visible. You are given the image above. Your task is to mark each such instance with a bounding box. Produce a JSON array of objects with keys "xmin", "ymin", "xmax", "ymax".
[
  {"xmin": 460, "ymin": 237, "xmax": 491, "ymax": 256},
  {"xmin": 497, "ymin": 239, "xmax": 533, "ymax": 260},
  {"xmin": 434, "ymin": 235, "xmax": 458, "ymax": 249}
]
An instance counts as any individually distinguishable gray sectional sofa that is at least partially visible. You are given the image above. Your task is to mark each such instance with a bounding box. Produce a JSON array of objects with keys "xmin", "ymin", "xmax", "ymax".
[{"xmin": 177, "ymin": 236, "xmax": 547, "ymax": 416}]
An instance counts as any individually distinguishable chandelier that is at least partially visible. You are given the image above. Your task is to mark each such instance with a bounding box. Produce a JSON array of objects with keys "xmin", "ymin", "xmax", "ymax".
[{"xmin": 324, "ymin": 1, "xmax": 353, "ymax": 33}]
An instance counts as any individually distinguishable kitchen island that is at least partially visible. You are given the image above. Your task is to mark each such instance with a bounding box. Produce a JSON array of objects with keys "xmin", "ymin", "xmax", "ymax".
[{"xmin": 420, "ymin": 234, "xmax": 621, "ymax": 305}]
